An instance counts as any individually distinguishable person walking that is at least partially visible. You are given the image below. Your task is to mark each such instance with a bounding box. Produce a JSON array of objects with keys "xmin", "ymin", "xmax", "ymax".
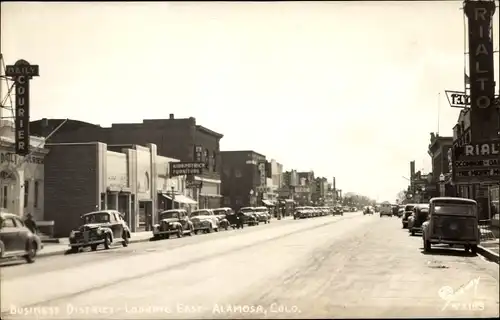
[{"xmin": 24, "ymin": 213, "xmax": 38, "ymax": 234}]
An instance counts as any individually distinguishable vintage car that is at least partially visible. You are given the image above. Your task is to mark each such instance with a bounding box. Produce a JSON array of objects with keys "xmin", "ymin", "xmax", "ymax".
[
  {"xmin": 342, "ymin": 206, "xmax": 350, "ymax": 213},
  {"xmin": 333, "ymin": 206, "xmax": 344, "ymax": 216},
  {"xmin": 253, "ymin": 207, "xmax": 271, "ymax": 223},
  {"xmin": 190, "ymin": 209, "xmax": 220, "ymax": 234},
  {"xmin": 407, "ymin": 204, "xmax": 430, "ymax": 236},
  {"xmin": 212, "ymin": 207, "xmax": 232, "ymax": 230},
  {"xmin": 363, "ymin": 206, "xmax": 373, "ymax": 215},
  {"xmin": 401, "ymin": 204, "xmax": 417, "ymax": 228},
  {"xmin": 351, "ymin": 207, "xmax": 357, "ymax": 212},
  {"xmin": 294, "ymin": 206, "xmax": 310, "ymax": 219},
  {"xmin": 152, "ymin": 209, "xmax": 194, "ymax": 239},
  {"xmin": 68, "ymin": 210, "xmax": 131, "ymax": 253},
  {"xmin": 392, "ymin": 205, "xmax": 399, "ymax": 216},
  {"xmin": 238, "ymin": 207, "xmax": 259, "ymax": 226},
  {"xmin": 379, "ymin": 202, "xmax": 393, "ymax": 217},
  {"xmin": 0, "ymin": 212, "xmax": 43, "ymax": 263},
  {"xmin": 422, "ymin": 197, "xmax": 480, "ymax": 254},
  {"xmin": 397, "ymin": 207, "xmax": 405, "ymax": 218}
]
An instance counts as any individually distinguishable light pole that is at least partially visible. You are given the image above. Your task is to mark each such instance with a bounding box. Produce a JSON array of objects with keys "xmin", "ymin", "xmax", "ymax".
[
  {"xmin": 171, "ymin": 186, "xmax": 175, "ymax": 209},
  {"xmin": 439, "ymin": 173, "xmax": 445, "ymax": 197}
]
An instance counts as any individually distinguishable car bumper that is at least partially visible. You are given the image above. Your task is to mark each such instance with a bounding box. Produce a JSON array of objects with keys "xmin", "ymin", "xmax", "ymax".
[
  {"xmin": 69, "ymin": 239, "xmax": 104, "ymax": 247},
  {"xmin": 429, "ymin": 238, "xmax": 479, "ymax": 245}
]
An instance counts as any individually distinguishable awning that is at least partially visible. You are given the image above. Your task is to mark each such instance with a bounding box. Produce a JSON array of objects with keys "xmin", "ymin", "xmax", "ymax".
[
  {"xmin": 161, "ymin": 194, "xmax": 198, "ymax": 205},
  {"xmin": 262, "ymin": 200, "xmax": 275, "ymax": 206}
]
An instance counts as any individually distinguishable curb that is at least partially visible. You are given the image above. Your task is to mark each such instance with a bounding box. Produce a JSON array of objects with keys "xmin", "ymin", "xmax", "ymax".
[
  {"xmin": 477, "ymin": 245, "xmax": 499, "ymax": 264},
  {"xmin": 37, "ymin": 237, "xmax": 153, "ymax": 259}
]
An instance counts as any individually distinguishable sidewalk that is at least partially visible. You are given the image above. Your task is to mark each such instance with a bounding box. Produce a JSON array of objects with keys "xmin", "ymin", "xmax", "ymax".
[
  {"xmin": 478, "ymin": 239, "xmax": 499, "ymax": 264},
  {"xmin": 38, "ymin": 231, "xmax": 153, "ymax": 258}
]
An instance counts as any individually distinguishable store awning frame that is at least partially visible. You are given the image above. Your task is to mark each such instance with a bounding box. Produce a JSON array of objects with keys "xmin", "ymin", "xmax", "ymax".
[{"xmin": 161, "ymin": 193, "xmax": 198, "ymax": 205}]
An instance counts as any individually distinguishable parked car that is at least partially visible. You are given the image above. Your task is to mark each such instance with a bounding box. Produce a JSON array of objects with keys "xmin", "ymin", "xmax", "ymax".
[
  {"xmin": 253, "ymin": 207, "xmax": 271, "ymax": 224},
  {"xmin": 422, "ymin": 197, "xmax": 480, "ymax": 253},
  {"xmin": 225, "ymin": 209, "xmax": 243, "ymax": 229},
  {"xmin": 379, "ymin": 202, "xmax": 393, "ymax": 217},
  {"xmin": 212, "ymin": 207, "xmax": 232, "ymax": 230},
  {"xmin": 333, "ymin": 206, "xmax": 344, "ymax": 216},
  {"xmin": 392, "ymin": 205, "xmax": 399, "ymax": 216},
  {"xmin": 152, "ymin": 209, "xmax": 194, "ymax": 239},
  {"xmin": 0, "ymin": 212, "xmax": 43, "ymax": 263},
  {"xmin": 238, "ymin": 207, "xmax": 259, "ymax": 226},
  {"xmin": 68, "ymin": 210, "xmax": 131, "ymax": 253},
  {"xmin": 294, "ymin": 207, "xmax": 310, "ymax": 219},
  {"xmin": 351, "ymin": 207, "xmax": 357, "ymax": 212},
  {"xmin": 407, "ymin": 204, "xmax": 430, "ymax": 236},
  {"xmin": 190, "ymin": 209, "xmax": 220, "ymax": 234},
  {"xmin": 402, "ymin": 204, "xmax": 417, "ymax": 228}
]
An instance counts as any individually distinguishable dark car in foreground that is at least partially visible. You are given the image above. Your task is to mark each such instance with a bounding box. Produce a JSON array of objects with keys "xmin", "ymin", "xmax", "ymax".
[
  {"xmin": 0, "ymin": 212, "xmax": 42, "ymax": 263},
  {"xmin": 238, "ymin": 207, "xmax": 259, "ymax": 226},
  {"xmin": 153, "ymin": 209, "xmax": 194, "ymax": 239},
  {"xmin": 68, "ymin": 210, "xmax": 131, "ymax": 253}
]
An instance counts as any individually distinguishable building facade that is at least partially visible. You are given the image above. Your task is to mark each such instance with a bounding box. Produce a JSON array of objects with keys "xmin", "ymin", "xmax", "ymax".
[
  {"xmin": 427, "ymin": 133, "xmax": 454, "ymax": 198},
  {"xmin": 43, "ymin": 142, "xmax": 197, "ymax": 237},
  {"xmin": 295, "ymin": 171, "xmax": 315, "ymax": 206},
  {"xmin": 220, "ymin": 150, "xmax": 268, "ymax": 210},
  {"xmin": 278, "ymin": 170, "xmax": 298, "ymax": 200},
  {"xmin": 312, "ymin": 177, "xmax": 328, "ymax": 205},
  {"xmin": 31, "ymin": 114, "xmax": 224, "ymax": 209},
  {"xmin": 0, "ymin": 122, "xmax": 48, "ymax": 220}
]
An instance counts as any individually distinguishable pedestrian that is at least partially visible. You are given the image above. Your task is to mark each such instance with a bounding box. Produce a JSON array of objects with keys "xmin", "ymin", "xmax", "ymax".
[
  {"xmin": 24, "ymin": 213, "xmax": 38, "ymax": 234},
  {"xmin": 237, "ymin": 210, "xmax": 245, "ymax": 229}
]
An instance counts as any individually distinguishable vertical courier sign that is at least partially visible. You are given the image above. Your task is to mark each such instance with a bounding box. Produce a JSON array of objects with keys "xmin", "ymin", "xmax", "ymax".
[
  {"xmin": 5, "ymin": 60, "xmax": 39, "ymax": 156},
  {"xmin": 464, "ymin": 1, "xmax": 497, "ymax": 140}
]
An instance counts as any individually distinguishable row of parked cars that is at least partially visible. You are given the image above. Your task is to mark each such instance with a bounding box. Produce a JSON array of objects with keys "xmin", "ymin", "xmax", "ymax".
[
  {"xmin": 400, "ymin": 197, "xmax": 481, "ymax": 254},
  {"xmin": 293, "ymin": 206, "xmax": 348, "ymax": 219}
]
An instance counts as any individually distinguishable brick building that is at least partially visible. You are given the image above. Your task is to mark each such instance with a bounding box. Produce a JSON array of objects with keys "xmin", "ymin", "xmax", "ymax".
[
  {"xmin": 31, "ymin": 114, "xmax": 224, "ymax": 209},
  {"xmin": 220, "ymin": 150, "xmax": 267, "ymax": 210},
  {"xmin": 427, "ymin": 133, "xmax": 454, "ymax": 198}
]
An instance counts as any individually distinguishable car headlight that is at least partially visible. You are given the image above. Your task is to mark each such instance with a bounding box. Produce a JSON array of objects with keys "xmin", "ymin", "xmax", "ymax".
[
  {"xmin": 96, "ymin": 229, "xmax": 103, "ymax": 235},
  {"xmin": 69, "ymin": 230, "xmax": 77, "ymax": 238}
]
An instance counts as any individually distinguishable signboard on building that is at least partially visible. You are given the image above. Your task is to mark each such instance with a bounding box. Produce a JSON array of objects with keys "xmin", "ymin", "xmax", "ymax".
[
  {"xmin": 295, "ymin": 186, "xmax": 310, "ymax": 193},
  {"xmin": 5, "ymin": 60, "xmax": 39, "ymax": 156},
  {"xmin": 452, "ymin": 139, "xmax": 500, "ymax": 184},
  {"xmin": 445, "ymin": 90, "xmax": 499, "ymax": 109},
  {"xmin": 169, "ymin": 162, "xmax": 204, "ymax": 177}
]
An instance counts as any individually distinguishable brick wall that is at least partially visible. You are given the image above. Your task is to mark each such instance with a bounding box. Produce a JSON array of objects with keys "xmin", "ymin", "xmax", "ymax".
[{"xmin": 44, "ymin": 143, "xmax": 99, "ymax": 237}]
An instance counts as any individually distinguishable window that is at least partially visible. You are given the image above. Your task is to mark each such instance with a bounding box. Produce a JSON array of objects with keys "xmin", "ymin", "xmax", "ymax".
[
  {"xmin": 2, "ymin": 186, "xmax": 7, "ymax": 209},
  {"xmin": 2, "ymin": 218, "xmax": 15, "ymax": 228},
  {"xmin": 204, "ymin": 149, "xmax": 209, "ymax": 169},
  {"xmin": 235, "ymin": 197, "xmax": 242, "ymax": 205},
  {"xmin": 34, "ymin": 181, "xmax": 40, "ymax": 208},
  {"xmin": 235, "ymin": 170, "xmax": 242, "ymax": 178},
  {"xmin": 212, "ymin": 151, "xmax": 216, "ymax": 172},
  {"xmin": 223, "ymin": 197, "xmax": 230, "ymax": 205},
  {"xmin": 24, "ymin": 180, "xmax": 29, "ymax": 208}
]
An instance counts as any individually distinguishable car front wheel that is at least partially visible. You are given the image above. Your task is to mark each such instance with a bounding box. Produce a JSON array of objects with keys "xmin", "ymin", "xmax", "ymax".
[
  {"xmin": 24, "ymin": 241, "xmax": 37, "ymax": 263},
  {"xmin": 122, "ymin": 232, "xmax": 129, "ymax": 247},
  {"xmin": 104, "ymin": 235, "xmax": 111, "ymax": 249},
  {"xmin": 423, "ymin": 239, "xmax": 431, "ymax": 252}
]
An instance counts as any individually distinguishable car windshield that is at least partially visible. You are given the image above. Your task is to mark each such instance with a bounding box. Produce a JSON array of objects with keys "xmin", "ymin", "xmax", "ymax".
[
  {"xmin": 240, "ymin": 208, "xmax": 253, "ymax": 213},
  {"xmin": 434, "ymin": 204, "xmax": 475, "ymax": 216},
  {"xmin": 213, "ymin": 209, "xmax": 226, "ymax": 215},
  {"xmin": 160, "ymin": 211, "xmax": 179, "ymax": 219},
  {"xmin": 83, "ymin": 212, "xmax": 110, "ymax": 224},
  {"xmin": 191, "ymin": 211, "xmax": 207, "ymax": 216},
  {"xmin": 255, "ymin": 208, "xmax": 267, "ymax": 212}
]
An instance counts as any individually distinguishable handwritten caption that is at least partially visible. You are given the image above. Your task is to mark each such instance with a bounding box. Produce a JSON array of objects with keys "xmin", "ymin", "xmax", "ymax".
[{"xmin": 9, "ymin": 303, "xmax": 301, "ymax": 317}]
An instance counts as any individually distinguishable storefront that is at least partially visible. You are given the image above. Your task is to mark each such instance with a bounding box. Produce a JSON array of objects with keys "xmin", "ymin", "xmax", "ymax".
[
  {"xmin": 0, "ymin": 126, "xmax": 48, "ymax": 220},
  {"xmin": 195, "ymin": 176, "xmax": 222, "ymax": 209}
]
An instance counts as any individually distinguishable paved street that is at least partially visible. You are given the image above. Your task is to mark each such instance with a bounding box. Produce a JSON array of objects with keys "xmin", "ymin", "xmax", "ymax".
[{"xmin": 1, "ymin": 213, "xmax": 499, "ymax": 319}]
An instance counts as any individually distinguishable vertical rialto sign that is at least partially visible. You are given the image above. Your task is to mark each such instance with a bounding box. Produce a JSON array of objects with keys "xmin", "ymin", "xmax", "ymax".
[
  {"xmin": 5, "ymin": 60, "xmax": 39, "ymax": 156},
  {"xmin": 464, "ymin": 1, "xmax": 496, "ymax": 139}
]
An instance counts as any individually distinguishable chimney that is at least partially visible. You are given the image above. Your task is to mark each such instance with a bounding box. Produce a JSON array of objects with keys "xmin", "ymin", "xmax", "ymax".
[{"xmin": 169, "ymin": 114, "xmax": 174, "ymax": 119}]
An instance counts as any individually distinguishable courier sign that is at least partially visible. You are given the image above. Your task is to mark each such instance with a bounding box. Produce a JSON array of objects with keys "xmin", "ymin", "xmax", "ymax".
[
  {"xmin": 464, "ymin": 1, "xmax": 496, "ymax": 110},
  {"xmin": 5, "ymin": 60, "xmax": 39, "ymax": 156}
]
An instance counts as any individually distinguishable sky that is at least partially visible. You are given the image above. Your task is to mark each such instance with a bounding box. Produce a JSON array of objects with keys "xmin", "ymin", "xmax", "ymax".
[{"xmin": 1, "ymin": 1, "xmax": 499, "ymax": 202}]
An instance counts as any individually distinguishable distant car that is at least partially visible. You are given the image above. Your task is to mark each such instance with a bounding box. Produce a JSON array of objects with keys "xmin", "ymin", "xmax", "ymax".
[
  {"xmin": 402, "ymin": 204, "xmax": 417, "ymax": 228},
  {"xmin": 238, "ymin": 207, "xmax": 259, "ymax": 226},
  {"xmin": 253, "ymin": 207, "xmax": 271, "ymax": 224},
  {"xmin": 379, "ymin": 202, "xmax": 393, "ymax": 217},
  {"xmin": 153, "ymin": 209, "xmax": 194, "ymax": 239},
  {"xmin": 408, "ymin": 204, "xmax": 430, "ymax": 236},
  {"xmin": 190, "ymin": 209, "xmax": 220, "ymax": 234},
  {"xmin": 351, "ymin": 207, "xmax": 357, "ymax": 212},
  {"xmin": 294, "ymin": 207, "xmax": 310, "ymax": 219},
  {"xmin": 333, "ymin": 206, "xmax": 344, "ymax": 216},
  {"xmin": 68, "ymin": 210, "xmax": 131, "ymax": 253},
  {"xmin": 363, "ymin": 206, "xmax": 373, "ymax": 215},
  {"xmin": 212, "ymin": 207, "xmax": 232, "ymax": 230},
  {"xmin": 0, "ymin": 212, "xmax": 43, "ymax": 263}
]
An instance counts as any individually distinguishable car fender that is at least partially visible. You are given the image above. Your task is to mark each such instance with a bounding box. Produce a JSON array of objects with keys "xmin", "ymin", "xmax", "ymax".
[
  {"xmin": 99, "ymin": 227, "xmax": 114, "ymax": 241},
  {"xmin": 170, "ymin": 221, "xmax": 183, "ymax": 229}
]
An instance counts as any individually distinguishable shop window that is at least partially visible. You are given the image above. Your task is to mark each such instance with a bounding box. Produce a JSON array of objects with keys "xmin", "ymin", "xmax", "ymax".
[
  {"xmin": 212, "ymin": 151, "xmax": 216, "ymax": 172},
  {"xmin": 24, "ymin": 180, "xmax": 29, "ymax": 208},
  {"xmin": 34, "ymin": 181, "xmax": 40, "ymax": 208}
]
